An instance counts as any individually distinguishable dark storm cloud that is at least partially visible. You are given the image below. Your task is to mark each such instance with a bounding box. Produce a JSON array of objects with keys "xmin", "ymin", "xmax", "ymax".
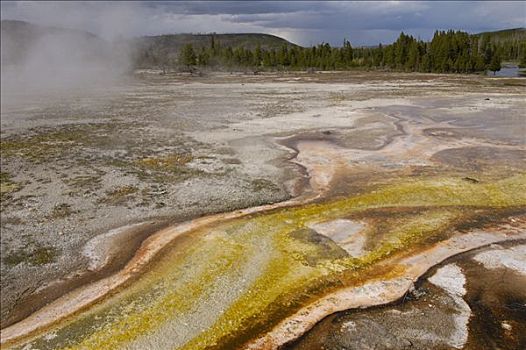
[
  {"xmin": 143, "ymin": 1, "xmax": 310, "ymax": 15},
  {"xmin": 2, "ymin": 1, "xmax": 525, "ymax": 46},
  {"xmin": 223, "ymin": 1, "xmax": 524, "ymax": 31}
]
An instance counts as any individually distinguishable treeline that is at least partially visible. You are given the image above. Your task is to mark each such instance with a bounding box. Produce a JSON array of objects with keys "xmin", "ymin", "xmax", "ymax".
[
  {"xmin": 152, "ymin": 29, "xmax": 526, "ymax": 74},
  {"xmin": 352, "ymin": 30, "xmax": 516, "ymax": 73}
]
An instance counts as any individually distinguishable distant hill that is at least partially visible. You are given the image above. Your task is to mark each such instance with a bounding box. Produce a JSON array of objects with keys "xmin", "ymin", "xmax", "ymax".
[
  {"xmin": 473, "ymin": 28, "xmax": 526, "ymax": 62},
  {"xmin": 135, "ymin": 33, "xmax": 298, "ymax": 51},
  {"xmin": 0, "ymin": 20, "xmax": 109, "ymax": 66},
  {"xmin": 131, "ymin": 33, "xmax": 299, "ymax": 68},
  {"xmin": 473, "ymin": 28, "xmax": 526, "ymax": 42},
  {"xmin": 2, "ymin": 20, "xmax": 524, "ymax": 72},
  {"xmin": 1, "ymin": 19, "xmax": 100, "ymax": 40},
  {"xmin": 1, "ymin": 20, "xmax": 300, "ymax": 70}
]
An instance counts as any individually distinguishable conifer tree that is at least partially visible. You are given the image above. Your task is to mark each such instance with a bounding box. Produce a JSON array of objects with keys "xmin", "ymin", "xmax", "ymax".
[
  {"xmin": 179, "ymin": 44, "xmax": 196, "ymax": 69},
  {"xmin": 488, "ymin": 51, "xmax": 502, "ymax": 74}
]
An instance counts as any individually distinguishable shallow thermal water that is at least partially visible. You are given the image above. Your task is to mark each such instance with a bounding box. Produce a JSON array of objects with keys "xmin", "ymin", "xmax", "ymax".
[{"xmin": 4, "ymin": 172, "xmax": 525, "ymax": 350}]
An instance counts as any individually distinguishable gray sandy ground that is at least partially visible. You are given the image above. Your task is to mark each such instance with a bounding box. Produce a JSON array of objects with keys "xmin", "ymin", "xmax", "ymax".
[{"xmin": 1, "ymin": 71, "xmax": 525, "ymax": 333}]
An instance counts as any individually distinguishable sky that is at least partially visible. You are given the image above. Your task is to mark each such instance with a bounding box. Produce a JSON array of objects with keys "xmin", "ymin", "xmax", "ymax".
[{"xmin": 1, "ymin": 1, "xmax": 525, "ymax": 46}]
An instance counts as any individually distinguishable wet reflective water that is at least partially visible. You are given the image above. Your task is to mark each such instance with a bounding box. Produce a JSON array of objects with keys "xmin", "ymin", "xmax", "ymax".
[{"xmin": 487, "ymin": 65, "xmax": 523, "ymax": 77}]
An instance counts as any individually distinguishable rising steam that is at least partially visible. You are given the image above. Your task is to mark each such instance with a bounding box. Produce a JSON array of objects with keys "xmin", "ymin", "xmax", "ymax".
[{"xmin": 0, "ymin": 2, "xmax": 138, "ymax": 105}]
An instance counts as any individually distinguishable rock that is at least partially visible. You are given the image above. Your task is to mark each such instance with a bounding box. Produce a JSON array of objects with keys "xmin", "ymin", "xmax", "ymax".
[
  {"xmin": 501, "ymin": 321, "xmax": 512, "ymax": 331},
  {"xmin": 408, "ymin": 287, "xmax": 427, "ymax": 300}
]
